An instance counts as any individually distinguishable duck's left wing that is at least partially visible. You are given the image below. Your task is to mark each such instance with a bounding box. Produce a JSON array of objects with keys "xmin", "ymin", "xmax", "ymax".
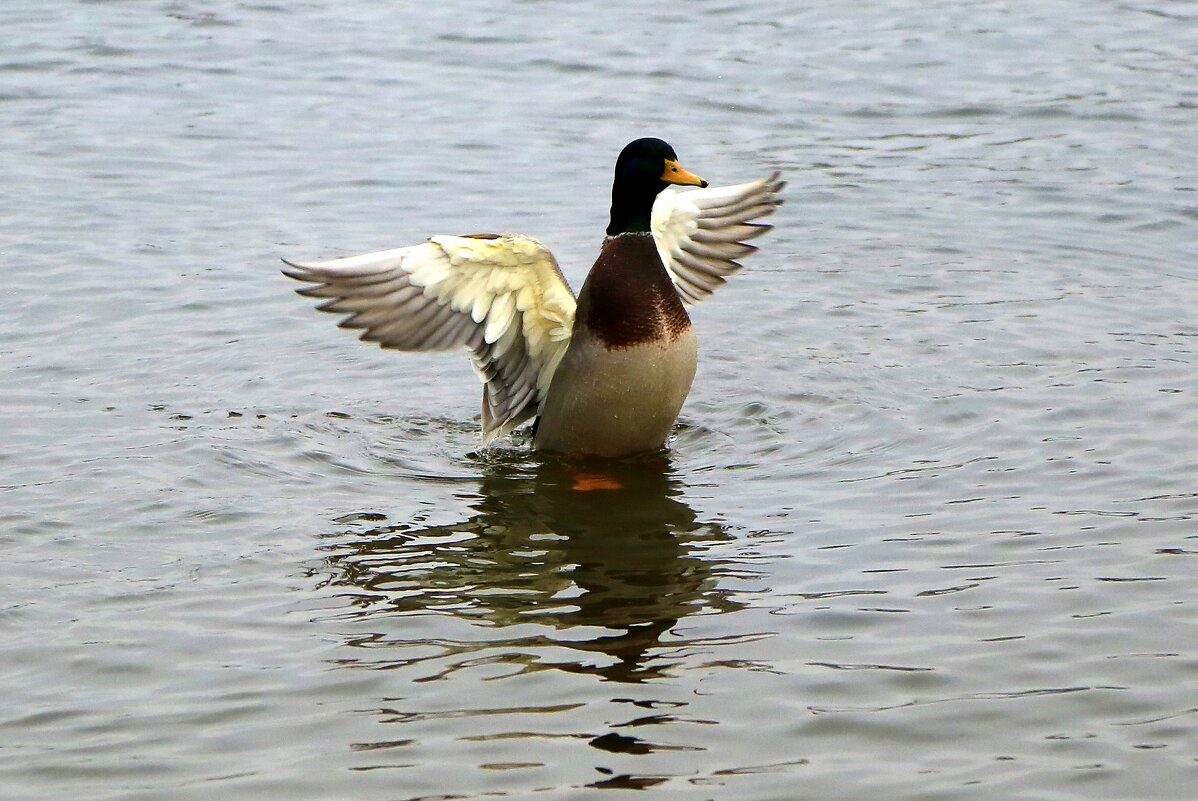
[{"xmin": 651, "ymin": 172, "xmax": 784, "ymax": 305}]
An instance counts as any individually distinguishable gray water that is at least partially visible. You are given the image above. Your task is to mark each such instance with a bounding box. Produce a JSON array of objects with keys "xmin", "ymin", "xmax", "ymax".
[{"xmin": 3, "ymin": 1, "xmax": 1197, "ymax": 799}]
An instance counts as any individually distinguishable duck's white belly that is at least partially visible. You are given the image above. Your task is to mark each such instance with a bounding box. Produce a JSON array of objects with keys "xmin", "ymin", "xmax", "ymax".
[{"xmin": 533, "ymin": 328, "xmax": 697, "ymax": 457}]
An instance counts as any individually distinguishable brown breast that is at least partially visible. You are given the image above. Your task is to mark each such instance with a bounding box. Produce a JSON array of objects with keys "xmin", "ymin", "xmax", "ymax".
[{"xmin": 576, "ymin": 233, "xmax": 692, "ymax": 350}]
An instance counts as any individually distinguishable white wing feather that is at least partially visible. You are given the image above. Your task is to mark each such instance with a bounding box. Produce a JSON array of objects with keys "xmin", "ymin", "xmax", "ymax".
[
  {"xmin": 283, "ymin": 234, "xmax": 576, "ymax": 443},
  {"xmin": 650, "ymin": 172, "xmax": 784, "ymax": 305}
]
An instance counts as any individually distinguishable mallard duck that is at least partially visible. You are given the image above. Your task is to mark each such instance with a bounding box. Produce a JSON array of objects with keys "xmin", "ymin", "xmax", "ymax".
[{"xmin": 283, "ymin": 138, "xmax": 782, "ymax": 458}]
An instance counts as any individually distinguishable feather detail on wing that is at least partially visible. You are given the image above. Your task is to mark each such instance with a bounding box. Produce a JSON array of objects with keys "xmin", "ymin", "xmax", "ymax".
[
  {"xmin": 650, "ymin": 172, "xmax": 784, "ymax": 305},
  {"xmin": 282, "ymin": 234, "xmax": 576, "ymax": 443}
]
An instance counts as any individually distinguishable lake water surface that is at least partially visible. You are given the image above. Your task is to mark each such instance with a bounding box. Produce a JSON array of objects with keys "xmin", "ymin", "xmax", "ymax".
[{"xmin": 3, "ymin": 1, "xmax": 1197, "ymax": 799}]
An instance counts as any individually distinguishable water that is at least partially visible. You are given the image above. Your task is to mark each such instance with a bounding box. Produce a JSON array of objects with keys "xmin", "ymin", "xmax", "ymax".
[{"xmin": 2, "ymin": 1, "xmax": 1197, "ymax": 799}]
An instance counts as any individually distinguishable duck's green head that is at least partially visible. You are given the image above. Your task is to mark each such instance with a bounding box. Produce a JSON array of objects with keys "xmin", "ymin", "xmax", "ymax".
[{"xmin": 607, "ymin": 138, "xmax": 707, "ymax": 237}]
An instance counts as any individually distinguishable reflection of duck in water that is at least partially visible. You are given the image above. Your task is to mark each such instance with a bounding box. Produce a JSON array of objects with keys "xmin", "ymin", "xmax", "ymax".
[{"xmin": 319, "ymin": 456, "xmax": 742, "ymax": 683}]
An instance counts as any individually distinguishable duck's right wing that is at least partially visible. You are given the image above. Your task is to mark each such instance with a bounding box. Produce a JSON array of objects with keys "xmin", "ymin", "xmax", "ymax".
[
  {"xmin": 282, "ymin": 234, "xmax": 576, "ymax": 443},
  {"xmin": 651, "ymin": 172, "xmax": 784, "ymax": 305}
]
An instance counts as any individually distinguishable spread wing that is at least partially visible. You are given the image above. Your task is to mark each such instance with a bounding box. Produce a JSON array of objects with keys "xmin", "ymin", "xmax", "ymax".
[
  {"xmin": 282, "ymin": 234, "xmax": 576, "ymax": 443},
  {"xmin": 650, "ymin": 172, "xmax": 784, "ymax": 305}
]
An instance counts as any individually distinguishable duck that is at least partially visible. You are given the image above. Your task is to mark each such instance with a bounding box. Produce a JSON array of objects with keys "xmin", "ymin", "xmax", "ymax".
[{"xmin": 283, "ymin": 138, "xmax": 783, "ymax": 458}]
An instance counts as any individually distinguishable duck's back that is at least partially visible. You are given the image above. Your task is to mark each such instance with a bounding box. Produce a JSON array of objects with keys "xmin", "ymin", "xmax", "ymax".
[{"xmin": 533, "ymin": 233, "xmax": 698, "ymax": 457}]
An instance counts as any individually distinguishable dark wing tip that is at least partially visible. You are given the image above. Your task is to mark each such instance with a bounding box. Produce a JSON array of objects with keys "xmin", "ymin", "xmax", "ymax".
[
  {"xmin": 280, "ymin": 257, "xmax": 315, "ymax": 282},
  {"xmin": 295, "ymin": 284, "xmax": 331, "ymax": 298}
]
